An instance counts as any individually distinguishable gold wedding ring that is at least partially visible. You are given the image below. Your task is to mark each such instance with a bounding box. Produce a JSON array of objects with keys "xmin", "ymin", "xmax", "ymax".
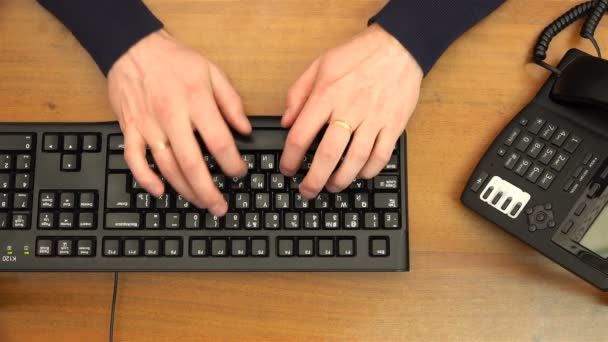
[
  {"xmin": 329, "ymin": 119, "xmax": 353, "ymax": 134},
  {"xmin": 152, "ymin": 140, "xmax": 171, "ymax": 151}
]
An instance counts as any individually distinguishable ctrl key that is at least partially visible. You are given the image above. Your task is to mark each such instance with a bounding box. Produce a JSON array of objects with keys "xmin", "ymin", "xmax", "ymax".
[
  {"xmin": 369, "ymin": 237, "xmax": 389, "ymax": 257},
  {"xmin": 36, "ymin": 239, "xmax": 54, "ymax": 256}
]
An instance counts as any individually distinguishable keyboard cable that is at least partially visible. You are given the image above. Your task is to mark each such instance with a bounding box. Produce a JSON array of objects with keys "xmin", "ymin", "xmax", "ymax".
[{"xmin": 109, "ymin": 271, "xmax": 119, "ymax": 342}]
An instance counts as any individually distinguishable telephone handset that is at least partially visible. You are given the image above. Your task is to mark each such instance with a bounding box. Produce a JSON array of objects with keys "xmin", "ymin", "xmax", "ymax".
[{"xmin": 462, "ymin": 0, "xmax": 608, "ymax": 291}]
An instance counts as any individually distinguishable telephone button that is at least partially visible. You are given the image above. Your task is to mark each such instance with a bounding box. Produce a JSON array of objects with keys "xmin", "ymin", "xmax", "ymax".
[
  {"xmin": 563, "ymin": 135, "xmax": 582, "ymax": 153},
  {"xmin": 528, "ymin": 118, "xmax": 546, "ymax": 135}
]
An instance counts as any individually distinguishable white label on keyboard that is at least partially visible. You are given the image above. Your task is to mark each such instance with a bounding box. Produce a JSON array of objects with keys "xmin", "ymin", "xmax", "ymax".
[{"xmin": 480, "ymin": 176, "xmax": 530, "ymax": 219}]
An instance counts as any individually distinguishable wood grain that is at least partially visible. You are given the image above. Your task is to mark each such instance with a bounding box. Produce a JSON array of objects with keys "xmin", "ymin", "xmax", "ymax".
[{"xmin": 1, "ymin": 0, "xmax": 608, "ymax": 341}]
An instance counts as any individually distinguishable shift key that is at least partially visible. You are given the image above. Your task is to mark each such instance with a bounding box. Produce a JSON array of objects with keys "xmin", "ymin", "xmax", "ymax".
[{"xmin": 105, "ymin": 213, "xmax": 140, "ymax": 229}]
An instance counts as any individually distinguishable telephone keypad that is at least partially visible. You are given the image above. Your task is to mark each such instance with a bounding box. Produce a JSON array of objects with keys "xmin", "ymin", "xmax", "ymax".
[{"xmin": 500, "ymin": 116, "xmax": 581, "ymax": 191}]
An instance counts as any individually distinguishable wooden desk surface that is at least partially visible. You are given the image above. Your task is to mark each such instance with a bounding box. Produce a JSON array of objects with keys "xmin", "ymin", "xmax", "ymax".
[{"xmin": 1, "ymin": 0, "xmax": 607, "ymax": 340}]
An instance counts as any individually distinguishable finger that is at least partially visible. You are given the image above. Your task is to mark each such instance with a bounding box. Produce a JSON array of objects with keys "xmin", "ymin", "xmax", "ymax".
[
  {"xmin": 326, "ymin": 121, "xmax": 381, "ymax": 192},
  {"xmin": 123, "ymin": 125, "xmax": 164, "ymax": 197},
  {"xmin": 163, "ymin": 111, "xmax": 228, "ymax": 216},
  {"xmin": 359, "ymin": 127, "xmax": 400, "ymax": 179},
  {"xmin": 150, "ymin": 140, "xmax": 200, "ymax": 207},
  {"xmin": 282, "ymin": 59, "xmax": 320, "ymax": 128},
  {"xmin": 279, "ymin": 93, "xmax": 332, "ymax": 177},
  {"xmin": 192, "ymin": 93, "xmax": 247, "ymax": 177},
  {"xmin": 209, "ymin": 63, "xmax": 251, "ymax": 135},
  {"xmin": 299, "ymin": 123, "xmax": 353, "ymax": 199}
]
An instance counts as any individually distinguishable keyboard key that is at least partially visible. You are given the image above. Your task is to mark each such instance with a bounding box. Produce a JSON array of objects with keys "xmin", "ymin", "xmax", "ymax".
[
  {"xmin": 106, "ymin": 174, "xmax": 131, "ymax": 208},
  {"xmin": 190, "ymin": 239, "xmax": 208, "ymax": 257},
  {"xmin": 354, "ymin": 193, "xmax": 369, "ymax": 209},
  {"xmin": 60, "ymin": 192, "xmax": 75, "ymax": 209},
  {"xmin": 144, "ymin": 239, "xmax": 161, "ymax": 256},
  {"xmin": 163, "ymin": 239, "xmax": 181, "ymax": 256},
  {"xmin": 13, "ymin": 193, "xmax": 30, "ymax": 209},
  {"xmin": 344, "ymin": 213, "xmax": 360, "ymax": 229},
  {"xmin": 15, "ymin": 154, "xmax": 31, "ymax": 170},
  {"xmin": 324, "ymin": 213, "xmax": 339, "ymax": 229},
  {"xmin": 384, "ymin": 155, "xmax": 398, "ymax": 171},
  {"xmin": 105, "ymin": 212, "xmax": 140, "ymax": 229},
  {"xmin": 63, "ymin": 135, "xmax": 79, "ymax": 151},
  {"xmin": 251, "ymin": 238, "xmax": 268, "ymax": 257},
  {"xmin": 77, "ymin": 239, "xmax": 95, "ymax": 256},
  {"xmin": 58, "ymin": 212, "xmax": 74, "ymax": 229},
  {"xmin": 370, "ymin": 237, "xmax": 389, "ymax": 257},
  {"xmin": 0, "ymin": 155, "xmax": 11, "ymax": 170},
  {"xmin": 78, "ymin": 212, "xmax": 95, "ymax": 229},
  {"xmin": 36, "ymin": 239, "xmax": 54, "ymax": 256},
  {"xmin": 277, "ymin": 238, "xmax": 295, "ymax": 257},
  {"xmin": 231, "ymin": 239, "xmax": 247, "ymax": 257},
  {"xmin": 0, "ymin": 134, "xmax": 33, "ymax": 151},
  {"xmin": 79, "ymin": 192, "xmax": 96, "ymax": 209},
  {"xmin": 374, "ymin": 176, "xmax": 398, "ymax": 190},
  {"xmin": 298, "ymin": 238, "xmax": 314, "ymax": 256},
  {"xmin": 82, "ymin": 135, "xmax": 99, "ymax": 151},
  {"xmin": 260, "ymin": 154, "xmax": 275, "ymax": 170},
  {"xmin": 38, "ymin": 212, "xmax": 55, "ymax": 229},
  {"xmin": 61, "ymin": 154, "xmax": 79, "ymax": 171},
  {"xmin": 242, "ymin": 154, "xmax": 255, "ymax": 169},
  {"xmin": 11, "ymin": 213, "xmax": 28, "ymax": 229},
  {"xmin": 250, "ymin": 174, "xmax": 265, "ymax": 189},
  {"xmin": 294, "ymin": 193, "xmax": 309, "ymax": 209},
  {"xmin": 270, "ymin": 174, "xmax": 285, "ymax": 189},
  {"xmin": 245, "ymin": 213, "xmax": 260, "ymax": 229},
  {"xmin": 384, "ymin": 213, "xmax": 400, "ymax": 228},
  {"xmin": 57, "ymin": 240, "xmax": 73, "ymax": 256},
  {"xmin": 145, "ymin": 213, "xmax": 161, "ymax": 229},
  {"xmin": 264, "ymin": 212, "xmax": 280, "ymax": 229},
  {"xmin": 108, "ymin": 154, "xmax": 128, "ymax": 170},
  {"xmin": 235, "ymin": 193, "xmax": 250, "ymax": 209},
  {"xmin": 205, "ymin": 214, "xmax": 220, "ymax": 229},
  {"xmin": 0, "ymin": 192, "xmax": 8, "ymax": 209},
  {"xmin": 314, "ymin": 193, "xmax": 329, "ymax": 209},
  {"xmin": 124, "ymin": 239, "xmax": 140, "ymax": 257},
  {"xmin": 108, "ymin": 135, "xmax": 125, "ymax": 151},
  {"xmin": 365, "ymin": 213, "xmax": 380, "ymax": 229},
  {"xmin": 255, "ymin": 193, "xmax": 270, "ymax": 209},
  {"xmin": 185, "ymin": 212, "xmax": 201, "ymax": 229},
  {"xmin": 225, "ymin": 213, "xmax": 240, "ymax": 229},
  {"xmin": 175, "ymin": 195, "xmax": 190, "ymax": 209},
  {"xmin": 43, "ymin": 134, "xmax": 59, "ymax": 151},
  {"xmin": 284, "ymin": 212, "xmax": 300, "ymax": 229},
  {"xmin": 334, "ymin": 194, "xmax": 349, "ymax": 209},
  {"xmin": 211, "ymin": 238, "xmax": 227, "ymax": 257},
  {"xmin": 0, "ymin": 212, "xmax": 8, "ymax": 228},
  {"xmin": 274, "ymin": 193, "xmax": 289, "ymax": 209},
  {"xmin": 338, "ymin": 238, "xmax": 355, "ymax": 257},
  {"xmin": 304, "ymin": 213, "xmax": 320, "ymax": 229},
  {"xmin": 103, "ymin": 239, "xmax": 120, "ymax": 256},
  {"xmin": 0, "ymin": 174, "xmax": 10, "ymax": 189},
  {"xmin": 374, "ymin": 193, "xmax": 399, "ymax": 209},
  {"xmin": 317, "ymin": 238, "xmax": 334, "ymax": 257},
  {"xmin": 165, "ymin": 213, "xmax": 181, "ymax": 229},
  {"xmin": 155, "ymin": 193, "xmax": 171, "ymax": 209},
  {"xmin": 14, "ymin": 173, "xmax": 31, "ymax": 189}
]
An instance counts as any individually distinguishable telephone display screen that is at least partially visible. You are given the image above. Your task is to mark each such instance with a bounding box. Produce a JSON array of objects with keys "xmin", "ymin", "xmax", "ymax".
[{"xmin": 580, "ymin": 204, "xmax": 608, "ymax": 259}]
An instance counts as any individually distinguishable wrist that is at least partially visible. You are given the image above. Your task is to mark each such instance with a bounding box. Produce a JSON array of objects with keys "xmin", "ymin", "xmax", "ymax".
[{"xmin": 367, "ymin": 24, "xmax": 423, "ymax": 80}]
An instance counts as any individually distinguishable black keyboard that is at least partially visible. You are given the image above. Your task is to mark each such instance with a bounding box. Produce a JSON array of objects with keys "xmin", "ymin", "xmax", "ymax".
[{"xmin": 0, "ymin": 117, "xmax": 408, "ymax": 271}]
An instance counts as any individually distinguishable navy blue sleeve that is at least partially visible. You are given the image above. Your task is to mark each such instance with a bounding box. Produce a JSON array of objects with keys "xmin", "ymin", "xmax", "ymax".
[
  {"xmin": 371, "ymin": 0, "xmax": 505, "ymax": 75},
  {"xmin": 37, "ymin": 0, "xmax": 163, "ymax": 76}
]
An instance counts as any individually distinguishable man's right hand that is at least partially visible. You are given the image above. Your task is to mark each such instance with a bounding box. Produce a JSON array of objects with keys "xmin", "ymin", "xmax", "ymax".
[{"xmin": 107, "ymin": 30, "xmax": 250, "ymax": 217}]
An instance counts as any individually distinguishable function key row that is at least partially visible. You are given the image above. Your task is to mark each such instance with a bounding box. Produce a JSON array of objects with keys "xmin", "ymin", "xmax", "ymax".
[
  {"xmin": 103, "ymin": 237, "xmax": 181, "ymax": 257},
  {"xmin": 275, "ymin": 236, "xmax": 355, "ymax": 257}
]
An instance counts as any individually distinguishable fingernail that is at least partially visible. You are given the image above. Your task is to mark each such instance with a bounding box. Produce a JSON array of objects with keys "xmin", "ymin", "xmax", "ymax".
[
  {"xmin": 326, "ymin": 184, "xmax": 339, "ymax": 193},
  {"xmin": 210, "ymin": 202, "xmax": 227, "ymax": 216},
  {"xmin": 300, "ymin": 188, "xmax": 315, "ymax": 200}
]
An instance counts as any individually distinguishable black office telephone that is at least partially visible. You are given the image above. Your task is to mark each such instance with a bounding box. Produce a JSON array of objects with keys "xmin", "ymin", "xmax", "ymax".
[{"xmin": 462, "ymin": 1, "xmax": 608, "ymax": 291}]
